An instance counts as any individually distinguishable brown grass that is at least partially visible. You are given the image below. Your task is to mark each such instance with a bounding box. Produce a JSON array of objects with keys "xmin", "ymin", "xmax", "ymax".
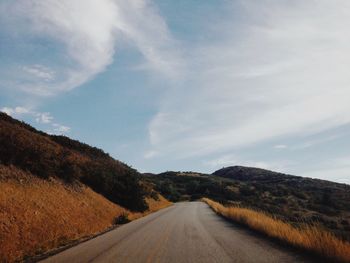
[
  {"xmin": 0, "ymin": 165, "xmax": 171, "ymax": 263},
  {"xmin": 202, "ymin": 198, "xmax": 350, "ymax": 263}
]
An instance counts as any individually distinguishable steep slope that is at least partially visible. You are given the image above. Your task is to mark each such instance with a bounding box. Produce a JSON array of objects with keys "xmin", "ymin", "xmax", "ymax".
[{"xmin": 0, "ymin": 165, "xmax": 127, "ymax": 262}]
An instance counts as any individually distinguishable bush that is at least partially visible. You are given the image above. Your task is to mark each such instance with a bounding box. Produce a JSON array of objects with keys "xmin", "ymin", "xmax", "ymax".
[{"xmin": 114, "ymin": 213, "xmax": 130, "ymax": 225}]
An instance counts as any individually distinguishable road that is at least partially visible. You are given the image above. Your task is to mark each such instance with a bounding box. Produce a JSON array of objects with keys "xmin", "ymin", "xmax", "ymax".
[{"xmin": 41, "ymin": 202, "xmax": 316, "ymax": 263}]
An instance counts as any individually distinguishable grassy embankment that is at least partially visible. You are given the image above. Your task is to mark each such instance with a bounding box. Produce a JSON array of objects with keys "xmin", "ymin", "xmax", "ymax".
[
  {"xmin": 0, "ymin": 165, "xmax": 171, "ymax": 263},
  {"xmin": 203, "ymin": 198, "xmax": 350, "ymax": 263}
]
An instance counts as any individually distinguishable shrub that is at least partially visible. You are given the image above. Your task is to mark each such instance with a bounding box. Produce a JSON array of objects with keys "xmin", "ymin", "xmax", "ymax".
[
  {"xmin": 114, "ymin": 213, "xmax": 130, "ymax": 225},
  {"xmin": 150, "ymin": 191, "xmax": 159, "ymax": 200}
]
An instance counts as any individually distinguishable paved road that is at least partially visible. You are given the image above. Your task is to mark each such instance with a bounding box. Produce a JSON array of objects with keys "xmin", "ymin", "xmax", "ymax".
[{"xmin": 41, "ymin": 202, "xmax": 316, "ymax": 263}]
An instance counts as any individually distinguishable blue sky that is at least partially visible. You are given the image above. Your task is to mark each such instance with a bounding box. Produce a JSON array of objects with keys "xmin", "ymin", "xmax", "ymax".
[{"xmin": 1, "ymin": 0, "xmax": 350, "ymax": 183}]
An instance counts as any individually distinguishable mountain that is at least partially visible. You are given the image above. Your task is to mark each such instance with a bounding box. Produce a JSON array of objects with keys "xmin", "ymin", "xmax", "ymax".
[
  {"xmin": 212, "ymin": 166, "xmax": 350, "ymax": 214},
  {"xmin": 212, "ymin": 166, "xmax": 350, "ymax": 237},
  {"xmin": 212, "ymin": 165, "xmax": 297, "ymax": 181}
]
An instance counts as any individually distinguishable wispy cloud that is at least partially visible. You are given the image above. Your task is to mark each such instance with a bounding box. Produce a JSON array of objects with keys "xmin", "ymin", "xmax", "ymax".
[
  {"xmin": 35, "ymin": 112, "xmax": 53, "ymax": 124},
  {"xmin": 113, "ymin": 1, "xmax": 183, "ymax": 77},
  {"xmin": 146, "ymin": 1, "xmax": 350, "ymax": 160},
  {"xmin": 52, "ymin": 123, "xmax": 71, "ymax": 134},
  {"xmin": 0, "ymin": 0, "xmax": 180, "ymax": 96},
  {"xmin": 1, "ymin": 106, "xmax": 70, "ymax": 134},
  {"xmin": 1, "ymin": 106, "xmax": 30, "ymax": 115},
  {"xmin": 22, "ymin": 65, "xmax": 56, "ymax": 82}
]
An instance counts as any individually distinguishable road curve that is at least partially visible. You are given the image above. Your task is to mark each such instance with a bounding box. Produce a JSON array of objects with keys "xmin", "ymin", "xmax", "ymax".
[{"xmin": 41, "ymin": 202, "xmax": 316, "ymax": 263}]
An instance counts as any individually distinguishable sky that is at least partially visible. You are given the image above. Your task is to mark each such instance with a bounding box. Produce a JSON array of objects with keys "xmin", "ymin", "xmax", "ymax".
[{"xmin": 0, "ymin": 0, "xmax": 350, "ymax": 184}]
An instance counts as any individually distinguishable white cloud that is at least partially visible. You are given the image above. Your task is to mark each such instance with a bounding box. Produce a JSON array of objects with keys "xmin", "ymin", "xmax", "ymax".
[
  {"xmin": 1, "ymin": 106, "xmax": 30, "ymax": 116},
  {"xmin": 52, "ymin": 123, "xmax": 71, "ymax": 134},
  {"xmin": 22, "ymin": 64, "xmax": 55, "ymax": 82},
  {"xmin": 0, "ymin": 0, "xmax": 179, "ymax": 96},
  {"xmin": 35, "ymin": 112, "xmax": 53, "ymax": 124},
  {"xmin": 147, "ymin": 1, "xmax": 350, "ymax": 159},
  {"xmin": 1, "ymin": 107, "xmax": 13, "ymax": 115},
  {"xmin": 1, "ymin": 106, "xmax": 70, "ymax": 134}
]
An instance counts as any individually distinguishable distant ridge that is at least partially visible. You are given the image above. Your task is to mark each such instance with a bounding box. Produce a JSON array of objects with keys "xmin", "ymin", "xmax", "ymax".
[
  {"xmin": 212, "ymin": 165, "xmax": 298, "ymax": 182},
  {"xmin": 212, "ymin": 165, "xmax": 349, "ymax": 186}
]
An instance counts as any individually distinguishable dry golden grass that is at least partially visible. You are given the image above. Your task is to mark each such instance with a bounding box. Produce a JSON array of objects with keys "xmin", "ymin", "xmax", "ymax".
[
  {"xmin": 203, "ymin": 198, "xmax": 350, "ymax": 263},
  {"xmin": 0, "ymin": 165, "xmax": 171, "ymax": 263}
]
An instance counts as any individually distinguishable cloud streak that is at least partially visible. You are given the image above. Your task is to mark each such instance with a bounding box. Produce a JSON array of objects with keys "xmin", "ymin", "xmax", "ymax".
[
  {"xmin": 0, "ymin": 0, "xmax": 179, "ymax": 96},
  {"xmin": 147, "ymin": 0, "xmax": 350, "ymax": 160}
]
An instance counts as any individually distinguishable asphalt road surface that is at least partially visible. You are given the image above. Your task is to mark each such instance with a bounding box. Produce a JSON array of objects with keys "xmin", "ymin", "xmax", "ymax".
[{"xmin": 41, "ymin": 202, "xmax": 316, "ymax": 263}]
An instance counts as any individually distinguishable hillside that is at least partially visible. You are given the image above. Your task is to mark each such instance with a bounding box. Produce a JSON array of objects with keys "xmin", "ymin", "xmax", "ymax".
[
  {"xmin": 145, "ymin": 167, "xmax": 350, "ymax": 241},
  {"xmin": 213, "ymin": 166, "xmax": 350, "ymax": 229},
  {"xmin": 0, "ymin": 113, "xmax": 171, "ymax": 262},
  {"xmin": 0, "ymin": 112, "xmax": 146, "ymax": 211}
]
